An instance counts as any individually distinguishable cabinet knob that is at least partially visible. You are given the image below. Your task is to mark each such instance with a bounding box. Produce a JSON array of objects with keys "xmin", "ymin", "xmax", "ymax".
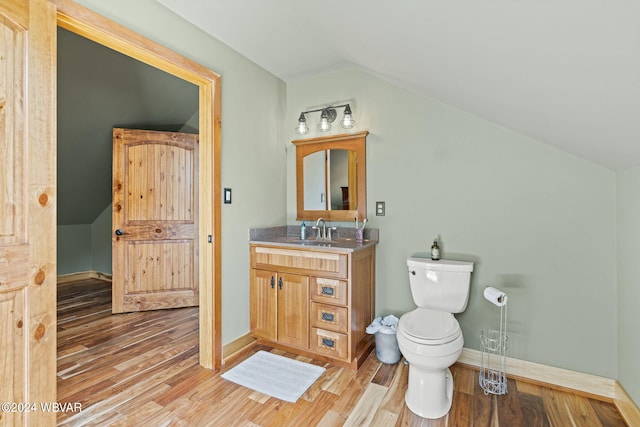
[
  {"xmin": 270, "ymin": 276, "xmax": 275, "ymax": 289},
  {"xmin": 278, "ymin": 277, "xmax": 283, "ymax": 290}
]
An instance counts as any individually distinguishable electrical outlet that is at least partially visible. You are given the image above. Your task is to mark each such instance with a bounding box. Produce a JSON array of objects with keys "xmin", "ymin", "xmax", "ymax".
[{"xmin": 376, "ymin": 201, "xmax": 385, "ymax": 216}]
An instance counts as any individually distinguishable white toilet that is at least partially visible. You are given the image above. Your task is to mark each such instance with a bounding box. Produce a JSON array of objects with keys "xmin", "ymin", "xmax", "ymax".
[{"xmin": 397, "ymin": 257, "xmax": 474, "ymax": 419}]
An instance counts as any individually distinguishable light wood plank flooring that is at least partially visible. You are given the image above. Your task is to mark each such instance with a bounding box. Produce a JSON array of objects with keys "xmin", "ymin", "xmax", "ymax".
[{"xmin": 57, "ymin": 280, "xmax": 627, "ymax": 426}]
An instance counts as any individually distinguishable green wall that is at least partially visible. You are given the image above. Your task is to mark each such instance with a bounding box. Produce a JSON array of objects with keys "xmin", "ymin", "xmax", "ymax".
[
  {"xmin": 287, "ymin": 68, "xmax": 617, "ymax": 378},
  {"xmin": 57, "ymin": 224, "xmax": 92, "ymax": 274},
  {"xmin": 616, "ymin": 167, "xmax": 640, "ymax": 404},
  {"xmin": 57, "ymin": 204, "xmax": 111, "ymax": 276},
  {"xmin": 91, "ymin": 204, "xmax": 112, "ymax": 274},
  {"xmin": 73, "ymin": 0, "xmax": 288, "ymax": 344}
]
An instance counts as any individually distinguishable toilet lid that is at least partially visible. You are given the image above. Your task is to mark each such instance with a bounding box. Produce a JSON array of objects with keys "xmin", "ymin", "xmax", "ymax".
[{"xmin": 399, "ymin": 309, "xmax": 461, "ymax": 345}]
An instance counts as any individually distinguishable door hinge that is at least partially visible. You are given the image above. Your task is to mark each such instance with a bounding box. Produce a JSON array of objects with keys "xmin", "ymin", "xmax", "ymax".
[{"xmin": 207, "ymin": 235, "xmax": 213, "ymax": 243}]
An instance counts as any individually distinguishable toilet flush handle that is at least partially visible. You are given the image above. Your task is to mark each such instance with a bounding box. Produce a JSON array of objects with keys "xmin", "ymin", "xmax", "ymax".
[{"xmin": 410, "ymin": 270, "xmax": 416, "ymax": 275}]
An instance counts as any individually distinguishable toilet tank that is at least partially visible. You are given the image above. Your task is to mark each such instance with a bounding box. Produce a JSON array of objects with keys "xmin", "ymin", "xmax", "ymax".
[{"xmin": 406, "ymin": 257, "xmax": 474, "ymax": 313}]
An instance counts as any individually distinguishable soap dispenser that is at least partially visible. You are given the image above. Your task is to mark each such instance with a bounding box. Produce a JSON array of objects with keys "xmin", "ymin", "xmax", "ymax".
[
  {"xmin": 431, "ymin": 238, "xmax": 440, "ymax": 261},
  {"xmin": 300, "ymin": 222, "xmax": 306, "ymax": 240}
]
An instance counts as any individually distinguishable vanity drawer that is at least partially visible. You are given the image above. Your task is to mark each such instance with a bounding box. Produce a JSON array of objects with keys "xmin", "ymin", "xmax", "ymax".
[
  {"xmin": 251, "ymin": 246, "xmax": 347, "ymax": 278},
  {"xmin": 311, "ymin": 328, "xmax": 348, "ymax": 360},
  {"xmin": 311, "ymin": 302, "xmax": 348, "ymax": 333},
  {"xmin": 310, "ymin": 277, "xmax": 348, "ymax": 306}
]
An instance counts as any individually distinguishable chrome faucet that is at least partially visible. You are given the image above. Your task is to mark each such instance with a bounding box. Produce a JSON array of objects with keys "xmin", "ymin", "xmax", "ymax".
[
  {"xmin": 314, "ymin": 218, "xmax": 337, "ymax": 240},
  {"xmin": 314, "ymin": 218, "xmax": 327, "ymax": 240}
]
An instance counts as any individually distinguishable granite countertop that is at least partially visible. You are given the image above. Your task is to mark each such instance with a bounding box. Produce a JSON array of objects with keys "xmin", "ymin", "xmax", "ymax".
[{"xmin": 249, "ymin": 226, "xmax": 378, "ymax": 253}]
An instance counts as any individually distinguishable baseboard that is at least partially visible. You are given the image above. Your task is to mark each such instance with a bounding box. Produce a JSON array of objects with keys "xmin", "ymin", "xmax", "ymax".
[
  {"xmin": 458, "ymin": 348, "xmax": 616, "ymax": 400},
  {"xmin": 459, "ymin": 347, "xmax": 640, "ymax": 425},
  {"xmin": 222, "ymin": 333, "xmax": 256, "ymax": 365},
  {"xmin": 57, "ymin": 270, "xmax": 112, "ymax": 285},
  {"xmin": 615, "ymin": 381, "xmax": 640, "ymax": 427}
]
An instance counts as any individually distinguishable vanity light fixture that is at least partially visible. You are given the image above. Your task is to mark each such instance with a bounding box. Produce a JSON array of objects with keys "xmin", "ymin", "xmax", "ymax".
[{"xmin": 295, "ymin": 104, "xmax": 355, "ymax": 135}]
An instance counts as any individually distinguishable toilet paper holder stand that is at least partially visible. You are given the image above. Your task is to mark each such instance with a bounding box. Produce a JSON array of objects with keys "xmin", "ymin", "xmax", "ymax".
[{"xmin": 479, "ymin": 286, "xmax": 508, "ymax": 395}]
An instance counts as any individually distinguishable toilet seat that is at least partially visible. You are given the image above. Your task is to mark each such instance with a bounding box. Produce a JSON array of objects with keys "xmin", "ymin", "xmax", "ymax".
[{"xmin": 399, "ymin": 309, "xmax": 461, "ymax": 345}]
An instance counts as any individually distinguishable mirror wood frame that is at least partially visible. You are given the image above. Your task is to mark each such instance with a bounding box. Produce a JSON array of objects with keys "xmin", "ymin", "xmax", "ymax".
[{"xmin": 292, "ymin": 131, "xmax": 368, "ymax": 221}]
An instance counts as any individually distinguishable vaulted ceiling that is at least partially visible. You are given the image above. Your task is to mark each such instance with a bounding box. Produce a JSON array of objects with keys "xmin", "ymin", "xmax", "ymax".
[
  {"xmin": 157, "ymin": 0, "xmax": 640, "ymax": 171},
  {"xmin": 57, "ymin": 28, "xmax": 199, "ymax": 225}
]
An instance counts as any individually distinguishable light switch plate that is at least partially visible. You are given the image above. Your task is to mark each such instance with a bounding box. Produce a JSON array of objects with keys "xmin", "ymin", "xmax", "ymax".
[
  {"xmin": 376, "ymin": 201, "xmax": 385, "ymax": 216},
  {"xmin": 224, "ymin": 188, "xmax": 232, "ymax": 204}
]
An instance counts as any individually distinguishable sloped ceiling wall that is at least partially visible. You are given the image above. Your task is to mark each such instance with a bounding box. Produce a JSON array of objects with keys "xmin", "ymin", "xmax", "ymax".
[
  {"xmin": 57, "ymin": 28, "xmax": 199, "ymax": 225},
  {"xmin": 157, "ymin": 0, "xmax": 640, "ymax": 171}
]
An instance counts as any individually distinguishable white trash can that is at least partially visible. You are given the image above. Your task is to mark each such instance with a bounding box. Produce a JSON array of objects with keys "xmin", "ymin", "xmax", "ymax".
[{"xmin": 367, "ymin": 315, "xmax": 401, "ymax": 364}]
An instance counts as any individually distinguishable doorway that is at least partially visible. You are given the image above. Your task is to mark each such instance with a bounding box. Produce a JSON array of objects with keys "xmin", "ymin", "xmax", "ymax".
[{"xmin": 56, "ymin": 1, "xmax": 222, "ymax": 370}]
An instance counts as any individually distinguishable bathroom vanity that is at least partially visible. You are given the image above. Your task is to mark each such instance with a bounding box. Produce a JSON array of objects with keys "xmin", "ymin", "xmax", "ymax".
[{"xmin": 249, "ymin": 227, "xmax": 377, "ymax": 370}]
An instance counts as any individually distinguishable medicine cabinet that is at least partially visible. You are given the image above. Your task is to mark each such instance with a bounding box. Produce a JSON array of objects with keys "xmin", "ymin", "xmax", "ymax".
[{"xmin": 292, "ymin": 131, "xmax": 368, "ymax": 221}]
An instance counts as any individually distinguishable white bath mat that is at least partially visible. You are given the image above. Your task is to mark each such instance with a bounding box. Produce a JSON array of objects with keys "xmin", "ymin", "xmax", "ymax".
[{"xmin": 221, "ymin": 350, "xmax": 325, "ymax": 402}]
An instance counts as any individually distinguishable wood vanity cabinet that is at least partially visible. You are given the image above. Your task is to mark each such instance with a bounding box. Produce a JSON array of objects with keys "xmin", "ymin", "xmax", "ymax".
[
  {"xmin": 250, "ymin": 269, "xmax": 309, "ymax": 349},
  {"xmin": 249, "ymin": 243, "xmax": 376, "ymax": 370}
]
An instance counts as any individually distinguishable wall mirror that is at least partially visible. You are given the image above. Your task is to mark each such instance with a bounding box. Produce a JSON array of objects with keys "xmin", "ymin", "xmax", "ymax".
[{"xmin": 292, "ymin": 131, "xmax": 368, "ymax": 221}]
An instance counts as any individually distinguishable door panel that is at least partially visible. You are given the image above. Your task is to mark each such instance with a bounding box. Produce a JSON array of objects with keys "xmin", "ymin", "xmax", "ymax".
[
  {"xmin": 250, "ymin": 269, "xmax": 277, "ymax": 341},
  {"xmin": 112, "ymin": 128, "xmax": 199, "ymax": 313},
  {"xmin": 0, "ymin": 0, "xmax": 57, "ymax": 424},
  {"xmin": 0, "ymin": 9, "xmax": 26, "ymax": 246},
  {"xmin": 277, "ymin": 273, "xmax": 309, "ymax": 348},
  {"xmin": 125, "ymin": 142, "xmax": 194, "ymax": 222}
]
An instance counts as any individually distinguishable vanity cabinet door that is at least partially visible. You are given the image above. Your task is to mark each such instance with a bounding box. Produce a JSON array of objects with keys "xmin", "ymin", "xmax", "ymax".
[
  {"xmin": 277, "ymin": 273, "xmax": 309, "ymax": 349},
  {"xmin": 250, "ymin": 269, "xmax": 277, "ymax": 341},
  {"xmin": 250, "ymin": 269, "xmax": 309, "ymax": 349}
]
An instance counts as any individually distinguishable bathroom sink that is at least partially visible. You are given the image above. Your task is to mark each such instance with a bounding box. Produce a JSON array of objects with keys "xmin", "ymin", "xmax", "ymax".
[
  {"xmin": 280, "ymin": 237, "xmax": 339, "ymax": 246},
  {"xmin": 297, "ymin": 239, "xmax": 337, "ymax": 246},
  {"xmin": 301, "ymin": 240, "xmax": 337, "ymax": 247}
]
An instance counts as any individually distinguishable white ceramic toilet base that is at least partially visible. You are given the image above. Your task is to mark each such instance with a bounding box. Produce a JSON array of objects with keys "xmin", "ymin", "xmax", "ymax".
[{"xmin": 405, "ymin": 366, "xmax": 454, "ymax": 419}]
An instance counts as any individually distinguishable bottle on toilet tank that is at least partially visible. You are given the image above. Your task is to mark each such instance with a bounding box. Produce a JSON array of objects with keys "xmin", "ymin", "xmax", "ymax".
[{"xmin": 431, "ymin": 238, "xmax": 440, "ymax": 261}]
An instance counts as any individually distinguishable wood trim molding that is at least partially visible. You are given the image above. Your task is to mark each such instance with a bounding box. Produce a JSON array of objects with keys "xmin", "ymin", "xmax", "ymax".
[
  {"xmin": 460, "ymin": 348, "xmax": 640, "ymax": 427},
  {"xmin": 57, "ymin": 270, "xmax": 112, "ymax": 285},
  {"xmin": 615, "ymin": 382, "xmax": 640, "ymax": 427},
  {"xmin": 51, "ymin": 0, "xmax": 222, "ymax": 369},
  {"xmin": 53, "ymin": 0, "xmax": 219, "ymax": 85},
  {"xmin": 458, "ymin": 348, "xmax": 616, "ymax": 400},
  {"xmin": 222, "ymin": 333, "xmax": 256, "ymax": 365}
]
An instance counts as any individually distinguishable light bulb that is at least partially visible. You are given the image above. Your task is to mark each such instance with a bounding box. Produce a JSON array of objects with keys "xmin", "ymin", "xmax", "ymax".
[
  {"xmin": 341, "ymin": 105, "xmax": 355, "ymax": 129},
  {"xmin": 341, "ymin": 114, "xmax": 355, "ymax": 129},
  {"xmin": 317, "ymin": 110, "xmax": 332, "ymax": 132},
  {"xmin": 295, "ymin": 113, "xmax": 309, "ymax": 135}
]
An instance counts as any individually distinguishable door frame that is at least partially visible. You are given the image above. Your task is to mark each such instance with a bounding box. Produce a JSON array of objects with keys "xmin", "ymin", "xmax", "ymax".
[{"xmin": 53, "ymin": 0, "xmax": 222, "ymax": 369}]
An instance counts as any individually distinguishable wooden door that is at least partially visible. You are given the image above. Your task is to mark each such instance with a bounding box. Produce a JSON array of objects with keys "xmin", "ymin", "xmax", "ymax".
[
  {"xmin": 112, "ymin": 128, "xmax": 199, "ymax": 313},
  {"xmin": 250, "ymin": 269, "xmax": 277, "ymax": 341},
  {"xmin": 277, "ymin": 273, "xmax": 309, "ymax": 348},
  {"xmin": 0, "ymin": 0, "xmax": 57, "ymax": 425}
]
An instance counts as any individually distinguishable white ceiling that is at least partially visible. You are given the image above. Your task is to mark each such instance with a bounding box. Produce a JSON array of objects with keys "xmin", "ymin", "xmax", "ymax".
[{"xmin": 157, "ymin": 0, "xmax": 640, "ymax": 170}]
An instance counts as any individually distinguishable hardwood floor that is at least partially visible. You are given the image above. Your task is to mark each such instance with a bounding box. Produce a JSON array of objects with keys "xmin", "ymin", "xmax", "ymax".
[{"xmin": 57, "ymin": 280, "xmax": 627, "ymax": 426}]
